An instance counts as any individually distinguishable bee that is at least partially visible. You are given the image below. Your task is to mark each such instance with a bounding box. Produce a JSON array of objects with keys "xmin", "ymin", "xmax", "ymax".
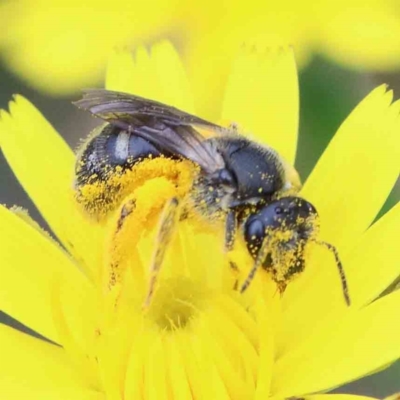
[{"xmin": 74, "ymin": 89, "xmax": 350, "ymax": 306}]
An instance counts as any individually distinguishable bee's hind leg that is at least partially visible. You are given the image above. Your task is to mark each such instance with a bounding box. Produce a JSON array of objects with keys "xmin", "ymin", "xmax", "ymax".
[
  {"xmin": 142, "ymin": 197, "xmax": 181, "ymax": 310},
  {"xmin": 105, "ymin": 182, "xmax": 178, "ymax": 304},
  {"xmin": 106, "ymin": 194, "xmax": 138, "ymax": 295}
]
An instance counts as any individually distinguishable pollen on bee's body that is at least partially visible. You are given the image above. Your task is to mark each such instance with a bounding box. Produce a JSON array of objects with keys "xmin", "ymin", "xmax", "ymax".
[{"xmin": 75, "ymin": 158, "xmax": 198, "ymax": 221}]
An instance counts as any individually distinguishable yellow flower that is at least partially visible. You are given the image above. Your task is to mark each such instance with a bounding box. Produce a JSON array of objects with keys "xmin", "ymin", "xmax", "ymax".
[
  {"xmin": 2, "ymin": 0, "xmax": 400, "ymax": 115},
  {"xmin": 0, "ymin": 41, "xmax": 399, "ymax": 399}
]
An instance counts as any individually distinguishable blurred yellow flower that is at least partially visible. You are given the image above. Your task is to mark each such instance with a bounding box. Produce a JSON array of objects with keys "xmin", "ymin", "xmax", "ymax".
[
  {"xmin": 2, "ymin": 0, "xmax": 400, "ymax": 117},
  {"xmin": 0, "ymin": 41, "xmax": 399, "ymax": 399}
]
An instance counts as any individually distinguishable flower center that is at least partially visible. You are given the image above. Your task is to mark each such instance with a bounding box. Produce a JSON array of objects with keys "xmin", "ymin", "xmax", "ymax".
[{"xmin": 146, "ymin": 276, "xmax": 207, "ymax": 331}]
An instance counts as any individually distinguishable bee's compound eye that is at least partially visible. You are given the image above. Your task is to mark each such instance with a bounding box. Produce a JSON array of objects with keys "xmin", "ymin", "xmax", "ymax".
[
  {"xmin": 244, "ymin": 219, "xmax": 265, "ymax": 257},
  {"xmin": 245, "ymin": 219, "xmax": 265, "ymax": 241}
]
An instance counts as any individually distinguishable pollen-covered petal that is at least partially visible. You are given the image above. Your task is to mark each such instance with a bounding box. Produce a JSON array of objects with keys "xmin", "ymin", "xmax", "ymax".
[
  {"xmin": 106, "ymin": 41, "xmax": 195, "ymax": 114},
  {"xmin": 272, "ymin": 290, "xmax": 400, "ymax": 398},
  {"xmin": 0, "ymin": 324, "xmax": 103, "ymax": 399},
  {"xmin": 221, "ymin": 44, "xmax": 299, "ymax": 164},
  {"xmin": 0, "ymin": 96, "xmax": 104, "ymax": 280},
  {"xmin": 0, "ymin": 204, "xmax": 94, "ymax": 344},
  {"xmin": 301, "ymin": 85, "xmax": 400, "ymax": 249}
]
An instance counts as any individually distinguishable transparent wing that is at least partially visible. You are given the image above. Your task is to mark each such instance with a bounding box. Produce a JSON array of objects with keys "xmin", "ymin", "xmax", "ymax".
[{"xmin": 74, "ymin": 89, "xmax": 228, "ymax": 173}]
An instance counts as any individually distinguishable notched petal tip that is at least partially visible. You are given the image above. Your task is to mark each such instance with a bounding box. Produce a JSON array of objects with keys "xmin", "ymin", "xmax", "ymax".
[
  {"xmin": 9, "ymin": 93, "xmax": 26, "ymax": 114},
  {"xmin": 239, "ymin": 40, "xmax": 295, "ymax": 59},
  {"xmin": 0, "ymin": 108, "xmax": 9, "ymax": 123},
  {"xmin": 368, "ymin": 84, "xmax": 392, "ymax": 106},
  {"xmin": 6, "ymin": 94, "xmax": 41, "ymax": 127},
  {"xmin": 151, "ymin": 39, "xmax": 176, "ymax": 54}
]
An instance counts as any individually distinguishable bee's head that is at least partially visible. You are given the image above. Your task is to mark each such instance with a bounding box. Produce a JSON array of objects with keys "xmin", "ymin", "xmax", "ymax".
[
  {"xmin": 244, "ymin": 196, "xmax": 318, "ymax": 259},
  {"xmin": 242, "ymin": 196, "xmax": 350, "ymax": 306}
]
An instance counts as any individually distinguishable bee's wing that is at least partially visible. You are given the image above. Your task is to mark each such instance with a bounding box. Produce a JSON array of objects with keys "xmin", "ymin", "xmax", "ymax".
[{"xmin": 74, "ymin": 89, "xmax": 228, "ymax": 173}]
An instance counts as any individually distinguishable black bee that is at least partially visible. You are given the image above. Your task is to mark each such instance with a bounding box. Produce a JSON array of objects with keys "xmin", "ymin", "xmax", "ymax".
[{"xmin": 73, "ymin": 89, "xmax": 350, "ymax": 306}]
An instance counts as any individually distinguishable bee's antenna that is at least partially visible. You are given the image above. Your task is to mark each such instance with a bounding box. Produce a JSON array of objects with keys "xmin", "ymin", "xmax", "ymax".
[
  {"xmin": 240, "ymin": 235, "xmax": 271, "ymax": 293},
  {"xmin": 314, "ymin": 240, "xmax": 351, "ymax": 306}
]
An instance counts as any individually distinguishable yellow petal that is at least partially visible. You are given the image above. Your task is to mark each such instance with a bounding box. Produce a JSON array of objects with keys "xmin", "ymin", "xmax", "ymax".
[
  {"xmin": 151, "ymin": 41, "xmax": 195, "ymax": 113},
  {"xmin": 163, "ymin": 335, "xmax": 193, "ymax": 400},
  {"xmin": 272, "ymin": 290, "xmax": 400, "ymax": 397},
  {"xmin": 283, "ymin": 87, "xmax": 400, "ymax": 348},
  {"xmin": 1, "ymin": 387, "xmax": 103, "ymax": 400},
  {"xmin": 254, "ymin": 298, "xmax": 275, "ymax": 400},
  {"xmin": 0, "ymin": 205, "xmax": 92, "ymax": 343},
  {"xmin": 0, "ymin": 95, "xmax": 104, "ymax": 280},
  {"xmin": 0, "ymin": 323, "xmax": 103, "ymax": 399},
  {"xmin": 106, "ymin": 41, "xmax": 195, "ymax": 114},
  {"xmin": 301, "ymin": 85, "xmax": 400, "ymax": 249},
  {"xmin": 221, "ymin": 44, "xmax": 299, "ymax": 164},
  {"xmin": 270, "ymin": 395, "xmax": 377, "ymax": 400},
  {"xmin": 105, "ymin": 50, "xmax": 137, "ymax": 94},
  {"xmin": 345, "ymin": 202, "xmax": 400, "ymax": 308},
  {"xmin": 279, "ymin": 202, "xmax": 400, "ymax": 353}
]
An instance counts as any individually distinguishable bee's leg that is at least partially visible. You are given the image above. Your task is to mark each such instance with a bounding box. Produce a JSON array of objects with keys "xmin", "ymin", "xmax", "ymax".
[
  {"xmin": 225, "ymin": 211, "xmax": 240, "ymax": 290},
  {"xmin": 142, "ymin": 197, "xmax": 180, "ymax": 310},
  {"xmin": 314, "ymin": 240, "xmax": 350, "ymax": 306},
  {"xmin": 229, "ymin": 261, "xmax": 240, "ymax": 291},
  {"xmin": 106, "ymin": 195, "xmax": 138, "ymax": 294},
  {"xmin": 240, "ymin": 235, "xmax": 271, "ymax": 293},
  {"xmin": 106, "ymin": 181, "xmax": 176, "ymax": 299},
  {"xmin": 225, "ymin": 210, "xmax": 237, "ymax": 252}
]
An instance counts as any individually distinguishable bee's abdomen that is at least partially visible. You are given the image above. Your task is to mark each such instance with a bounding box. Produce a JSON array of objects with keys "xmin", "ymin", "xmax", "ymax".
[{"xmin": 76, "ymin": 124, "xmax": 171, "ymax": 186}]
